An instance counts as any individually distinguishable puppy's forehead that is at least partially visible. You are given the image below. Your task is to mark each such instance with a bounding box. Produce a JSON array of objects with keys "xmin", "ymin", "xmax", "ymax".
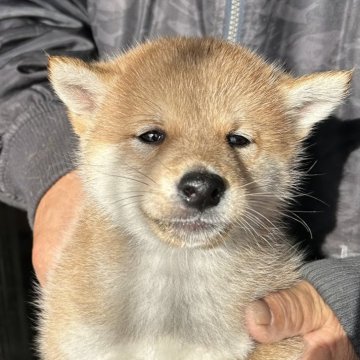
[
  {"xmin": 116, "ymin": 38, "xmax": 283, "ymax": 102},
  {"xmin": 100, "ymin": 38, "xmax": 288, "ymax": 138}
]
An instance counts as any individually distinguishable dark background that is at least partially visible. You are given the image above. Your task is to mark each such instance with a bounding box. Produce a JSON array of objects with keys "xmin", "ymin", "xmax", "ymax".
[{"xmin": 0, "ymin": 203, "xmax": 36, "ymax": 360}]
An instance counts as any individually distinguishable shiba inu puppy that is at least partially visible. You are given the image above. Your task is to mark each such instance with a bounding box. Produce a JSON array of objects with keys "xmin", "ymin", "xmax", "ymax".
[{"xmin": 39, "ymin": 37, "xmax": 350, "ymax": 360}]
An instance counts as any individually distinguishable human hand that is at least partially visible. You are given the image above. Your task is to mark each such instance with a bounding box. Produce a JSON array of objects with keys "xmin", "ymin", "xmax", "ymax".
[
  {"xmin": 246, "ymin": 281, "xmax": 358, "ymax": 360},
  {"xmin": 33, "ymin": 171, "xmax": 83, "ymax": 286}
]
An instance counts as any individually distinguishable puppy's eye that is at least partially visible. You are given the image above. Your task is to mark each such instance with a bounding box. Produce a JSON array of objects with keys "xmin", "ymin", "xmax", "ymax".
[
  {"xmin": 138, "ymin": 130, "xmax": 165, "ymax": 144},
  {"xmin": 226, "ymin": 134, "xmax": 251, "ymax": 148}
]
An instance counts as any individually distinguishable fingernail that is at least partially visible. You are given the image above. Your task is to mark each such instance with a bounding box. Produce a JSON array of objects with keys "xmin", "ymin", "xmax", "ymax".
[{"xmin": 250, "ymin": 300, "xmax": 272, "ymax": 326}]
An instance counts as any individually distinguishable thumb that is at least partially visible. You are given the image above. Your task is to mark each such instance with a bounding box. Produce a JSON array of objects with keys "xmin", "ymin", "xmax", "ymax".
[{"xmin": 245, "ymin": 281, "xmax": 330, "ymax": 343}]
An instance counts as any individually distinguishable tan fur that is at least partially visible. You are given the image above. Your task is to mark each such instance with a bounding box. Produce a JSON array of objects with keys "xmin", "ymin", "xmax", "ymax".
[{"xmin": 40, "ymin": 37, "xmax": 351, "ymax": 359}]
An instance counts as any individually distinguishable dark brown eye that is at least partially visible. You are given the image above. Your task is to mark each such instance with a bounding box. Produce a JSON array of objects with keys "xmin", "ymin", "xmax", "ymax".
[
  {"xmin": 226, "ymin": 133, "xmax": 251, "ymax": 148},
  {"xmin": 138, "ymin": 130, "xmax": 165, "ymax": 144}
]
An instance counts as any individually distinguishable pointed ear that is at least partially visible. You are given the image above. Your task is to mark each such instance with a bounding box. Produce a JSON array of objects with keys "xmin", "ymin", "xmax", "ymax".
[
  {"xmin": 48, "ymin": 56, "xmax": 108, "ymax": 134},
  {"xmin": 282, "ymin": 70, "xmax": 352, "ymax": 138}
]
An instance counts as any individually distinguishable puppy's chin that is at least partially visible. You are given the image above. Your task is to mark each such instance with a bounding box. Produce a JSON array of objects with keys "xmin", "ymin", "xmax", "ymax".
[{"xmin": 144, "ymin": 214, "xmax": 232, "ymax": 249}]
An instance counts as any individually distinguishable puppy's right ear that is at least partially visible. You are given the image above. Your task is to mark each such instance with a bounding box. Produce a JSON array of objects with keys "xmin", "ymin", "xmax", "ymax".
[{"xmin": 48, "ymin": 56, "xmax": 108, "ymax": 135}]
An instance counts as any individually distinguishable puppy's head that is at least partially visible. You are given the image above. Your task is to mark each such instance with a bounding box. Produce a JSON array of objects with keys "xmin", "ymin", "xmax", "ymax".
[{"xmin": 49, "ymin": 37, "xmax": 351, "ymax": 248}]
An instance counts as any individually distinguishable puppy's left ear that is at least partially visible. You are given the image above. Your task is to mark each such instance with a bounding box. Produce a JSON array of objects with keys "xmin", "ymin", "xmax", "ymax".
[{"xmin": 282, "ymin": 70, "xmax": 352, "ymax": 138}]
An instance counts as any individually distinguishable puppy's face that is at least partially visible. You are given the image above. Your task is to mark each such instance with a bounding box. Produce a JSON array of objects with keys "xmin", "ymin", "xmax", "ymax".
[{"xmin": 49, "ymin": 38, "xmax": 350, "ymax": 248}]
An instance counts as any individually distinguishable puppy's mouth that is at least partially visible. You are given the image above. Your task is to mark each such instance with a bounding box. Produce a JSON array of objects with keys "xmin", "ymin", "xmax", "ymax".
[
  {"xmin": 168, "ymin": 218, "xmax": 217, "ymax": 232},
  {"xmin": 146, "ymin": 213, "xmax": 231, "ymax": 248}
]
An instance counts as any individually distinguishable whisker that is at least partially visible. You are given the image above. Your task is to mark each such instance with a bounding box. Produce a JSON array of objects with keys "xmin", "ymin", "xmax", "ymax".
[
  {"xmin": 234, "ymin": 180, "xmax": 258, "ymax": 190},
  {"xmin": 278, "ymin": 211, "xmax": 313, "ymax": 238},
  {"xmin": 80, "ymin": 161, "xmax": 158, "ymax": 187},
  {"xmin": 100, "ymin": 172, "xmax": 151, "ymax": 187},
  {"xmin": 237, "ymin": 215, "xmax": 275, "ymax": 249},
  {"xmin": 111, "ymin": 156, "xmax": 158, "ymax": 185},
  {"xmin": 246, "ymin": 192, "xmax": 280, "ymax": 197},
  {"xmin": 242, "ymin": 210, "xmax": 267, "ymax": 230},
  {"xmin": 245, "ymin": 189, "xmax": 328, "ymax": 208},
  {"xmin": 244, "ymin": 198, "xmax": 312, "ymax": 235},
  {"xmin": 291, "ymin": 192, "xmax": 329, "ymax": 206},
  {"xmin": 116, "ymin": 190, "xmax": 157, "ymax": 195},
  {"xmin": 106, "ymin": 194, "xmax": 145, "ymax": 207},
  {"xmin": 246, "ymin": 207, "xmax": 278, "ymax": 229},
  {"xmin": 115, "ymin": 199, "xmax": 145, "ymax": 210},
  {"xmin": 305, "ymin": 160, "xmax": 318, "ymax": 173},
  {"xmin": 235, "ymin": 216, "xmax": 260, "ymax": 242},
  {"xmin": 122, "ymin": 163, "xmax": 158, "ymax": 185}
]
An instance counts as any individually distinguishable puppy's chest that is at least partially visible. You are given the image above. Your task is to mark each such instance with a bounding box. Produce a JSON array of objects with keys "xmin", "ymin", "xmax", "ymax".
[{"xmin": 111, "ymin": 248, "xmax": 250, "ymax": 349}]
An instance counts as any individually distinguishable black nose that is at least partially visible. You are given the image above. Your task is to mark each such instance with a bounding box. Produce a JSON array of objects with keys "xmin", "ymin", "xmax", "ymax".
[{"xmin": 178, "ymin": 171, "xmax": 226, "ymax": 211}]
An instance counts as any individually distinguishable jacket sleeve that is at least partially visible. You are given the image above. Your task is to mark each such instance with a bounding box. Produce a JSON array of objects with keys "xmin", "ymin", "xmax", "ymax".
[
  {"xmin": 301, "ymin": 256, "xmax": 360, "ymax": 355},
  {"xmin": 0, "ymin": 0, "xmax": 96, "ymax": 226}
]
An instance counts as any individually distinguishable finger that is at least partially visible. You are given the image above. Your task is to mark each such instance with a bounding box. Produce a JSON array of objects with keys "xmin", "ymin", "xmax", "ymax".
[
  {"xmin": 302, "ymin": 323, "xmax": 359, "ymax": 360},
  {"xmin": 245, "ymin": 281, "xmax": 331, "ymax": 343}
]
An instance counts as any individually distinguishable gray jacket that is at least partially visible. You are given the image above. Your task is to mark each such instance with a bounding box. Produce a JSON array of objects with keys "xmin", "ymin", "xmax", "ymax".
[{"xmin": 0, "ymin": 0, "xmax": 359, "ymax": 353}]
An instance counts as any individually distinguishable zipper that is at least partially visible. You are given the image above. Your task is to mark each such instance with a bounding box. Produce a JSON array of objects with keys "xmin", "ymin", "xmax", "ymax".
[{"xmin": 225, "ymin": 0, "xmax": 242, "ymax": 43}]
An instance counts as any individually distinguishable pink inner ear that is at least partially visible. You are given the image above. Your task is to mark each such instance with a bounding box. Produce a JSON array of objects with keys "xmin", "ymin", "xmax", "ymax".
[{"xmin": 69, "ymin": 84, "xmax": 96, "ymax": 113}]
